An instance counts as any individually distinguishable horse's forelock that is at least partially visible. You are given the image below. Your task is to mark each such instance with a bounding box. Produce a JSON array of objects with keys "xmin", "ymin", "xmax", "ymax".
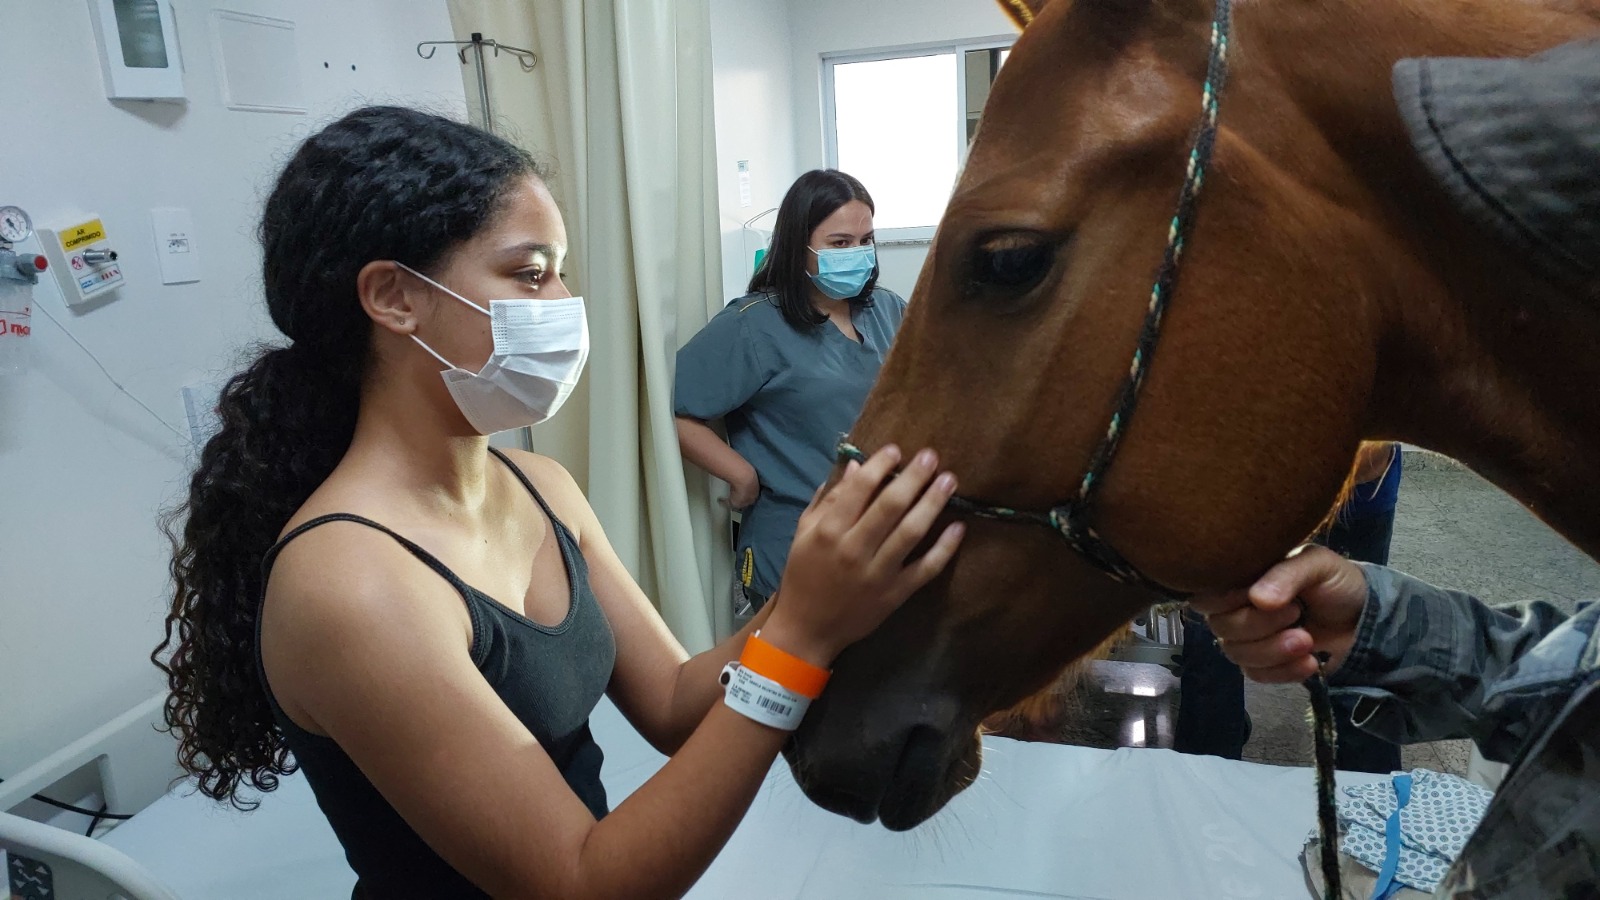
[{"xmin": 997, "ymin": 0, "xmax": 1046, "ymax": 29}]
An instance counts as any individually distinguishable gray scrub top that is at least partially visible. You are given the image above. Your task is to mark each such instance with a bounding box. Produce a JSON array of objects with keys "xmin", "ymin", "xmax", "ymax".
[{"xmin": 675, "ymin": 288, "xmax": 907, "ymax": 596}]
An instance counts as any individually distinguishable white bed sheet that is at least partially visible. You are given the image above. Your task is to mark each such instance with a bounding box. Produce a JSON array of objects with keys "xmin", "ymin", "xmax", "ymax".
[{"xmin": 104, "ymin": 700, "xmax": 1384, "ymax": 899}]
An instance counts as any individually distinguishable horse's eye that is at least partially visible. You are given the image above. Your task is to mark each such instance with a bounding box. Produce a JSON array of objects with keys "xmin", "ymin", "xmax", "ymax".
[{"xmin": 969, "ymin": 234, "xmax": 1056, "ymax": 293}]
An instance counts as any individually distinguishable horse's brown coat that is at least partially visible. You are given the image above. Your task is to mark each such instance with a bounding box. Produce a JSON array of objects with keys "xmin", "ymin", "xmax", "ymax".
[{"xmin": 786, "ymin": 0, "xmax": 1600, "ymax": 830}]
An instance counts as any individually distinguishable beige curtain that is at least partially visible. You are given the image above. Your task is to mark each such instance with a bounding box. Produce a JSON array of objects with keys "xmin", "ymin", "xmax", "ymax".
[{"xmin": 447, "ymin": 0, "xmax": 730, "ymax": 651}]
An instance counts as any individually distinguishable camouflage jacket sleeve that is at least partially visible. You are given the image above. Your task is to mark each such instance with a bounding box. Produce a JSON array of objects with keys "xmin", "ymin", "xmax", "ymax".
[{"xmin": 1329, "ymin": 563, "xmax": 1600, "ymax": 763}]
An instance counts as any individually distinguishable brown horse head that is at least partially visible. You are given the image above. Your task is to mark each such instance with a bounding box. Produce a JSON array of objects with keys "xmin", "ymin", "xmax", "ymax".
[{"xmin": 787, "ymin": 0, "xmax": 1600, "ymax": 829}]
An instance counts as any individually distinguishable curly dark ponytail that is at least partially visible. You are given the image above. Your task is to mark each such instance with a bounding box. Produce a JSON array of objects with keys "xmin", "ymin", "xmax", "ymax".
[{"xmin": 154, "ymin": 106, "xmax": 542, "ymax": 807}]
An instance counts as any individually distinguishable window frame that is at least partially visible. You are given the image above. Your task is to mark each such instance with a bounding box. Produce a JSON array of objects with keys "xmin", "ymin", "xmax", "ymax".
[{"xmin": 821, "ymin": 36, "xmax": 1017, "ymax": 244}]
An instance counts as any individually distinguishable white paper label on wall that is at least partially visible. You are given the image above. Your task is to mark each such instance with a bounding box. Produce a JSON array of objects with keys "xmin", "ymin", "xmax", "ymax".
[
  {"xmin": 151, "ymin": 208, "xmax": 200, "ymax": 284},
  {"xmin": 737, "ymin": 159, "xmax": 752, "ymax": 208}
]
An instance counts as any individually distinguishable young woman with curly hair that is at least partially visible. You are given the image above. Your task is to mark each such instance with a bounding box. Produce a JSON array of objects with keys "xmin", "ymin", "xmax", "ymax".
[{"xmin": 154, "ymin": 105, "xmax": 963, "ymax": 899}]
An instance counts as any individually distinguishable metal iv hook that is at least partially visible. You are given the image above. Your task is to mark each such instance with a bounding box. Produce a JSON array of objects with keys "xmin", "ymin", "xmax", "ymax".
[{"xmin": 416, "ymin": 33, "xmax": 537, "ymax": 72}]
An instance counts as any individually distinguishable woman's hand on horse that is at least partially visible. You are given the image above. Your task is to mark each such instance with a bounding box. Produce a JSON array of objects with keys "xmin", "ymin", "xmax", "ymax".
[
  {"xmin": 1188, "ymin": 546, "xmax": 1368, "ymax": 684},
  {"xmin": 763, "ymin": 444, "xmax": 964, "ymax": 668}
]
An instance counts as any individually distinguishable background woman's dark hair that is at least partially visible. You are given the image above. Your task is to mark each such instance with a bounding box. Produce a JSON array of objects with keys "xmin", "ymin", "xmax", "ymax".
[
  {"xmin": 748, "ymin": 169, "xmax": 877, "ymax": 330},
  {"xmin": 153, "ymin": 106, "xmax": 542, "ymax": 808}
]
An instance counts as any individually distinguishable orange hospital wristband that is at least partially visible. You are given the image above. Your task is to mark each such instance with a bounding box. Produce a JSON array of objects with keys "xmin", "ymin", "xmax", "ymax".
[{"xmin": 740, "ymin": 632, "xmax": 831, "ymax": 700}]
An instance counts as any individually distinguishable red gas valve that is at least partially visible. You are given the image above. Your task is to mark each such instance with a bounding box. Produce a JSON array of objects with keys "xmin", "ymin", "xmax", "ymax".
[{"xmin": 14, "ymin": 255, "xmax": 46, "ymax": 278}]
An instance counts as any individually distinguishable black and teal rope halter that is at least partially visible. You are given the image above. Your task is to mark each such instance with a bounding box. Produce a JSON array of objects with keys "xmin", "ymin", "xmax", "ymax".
[{"xmin": 837, "ymin": 0, "xmax": 1344, "ymax": 893}]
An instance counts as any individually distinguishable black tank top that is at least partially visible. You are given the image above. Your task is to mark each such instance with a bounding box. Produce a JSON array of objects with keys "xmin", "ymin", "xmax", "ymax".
[{"xmin": 256, "ymin": 448, "xmax": 617, "ymax": 898}]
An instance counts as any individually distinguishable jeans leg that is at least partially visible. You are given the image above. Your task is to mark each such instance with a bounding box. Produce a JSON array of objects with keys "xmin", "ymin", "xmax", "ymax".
[
  {"xmin": 1331, "ymin": 694, "xmax": 1404, "ymax": 773},
  {"xmin": 1175, "ymin": 611, "xmax": 1249, "ymax": 759},
  {"xmin": 1321, "ymin": 509, "xmax": 1395, "ymax": 567}
]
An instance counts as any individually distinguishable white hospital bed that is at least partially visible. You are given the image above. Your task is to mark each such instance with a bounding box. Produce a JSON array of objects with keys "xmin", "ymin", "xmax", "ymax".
[{"xmin": 3, "ymin": 693, "xmax": 1385, "ymax": 899}]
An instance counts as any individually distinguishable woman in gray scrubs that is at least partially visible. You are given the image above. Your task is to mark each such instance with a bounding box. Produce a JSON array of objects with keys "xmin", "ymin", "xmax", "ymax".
[{"xmin": 676, "ymin": 170, "xmax": 907, "ymax": 624}]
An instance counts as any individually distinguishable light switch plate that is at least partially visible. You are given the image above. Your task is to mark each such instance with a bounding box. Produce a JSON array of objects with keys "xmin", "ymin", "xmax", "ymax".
[{"xmin": 151, "ymin": 207, "xmax": 200, "ymax": 284}]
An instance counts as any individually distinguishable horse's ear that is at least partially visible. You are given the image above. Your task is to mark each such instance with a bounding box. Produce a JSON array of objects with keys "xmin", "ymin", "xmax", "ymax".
[{"xmin": 995, "ymin": 0, "xmax": 1050, "ymax": 29}]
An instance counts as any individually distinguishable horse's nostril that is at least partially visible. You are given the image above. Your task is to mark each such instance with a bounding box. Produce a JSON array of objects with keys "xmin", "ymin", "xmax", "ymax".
[{"xmin": 801, "ymin": 781, "xmax": 880, "ymax": 824}]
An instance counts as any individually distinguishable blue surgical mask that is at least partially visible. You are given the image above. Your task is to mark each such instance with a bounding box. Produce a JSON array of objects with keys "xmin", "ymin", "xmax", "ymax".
[{"xmin": 808, "ymin": 244, "xmax": 876, "ymax": 300}]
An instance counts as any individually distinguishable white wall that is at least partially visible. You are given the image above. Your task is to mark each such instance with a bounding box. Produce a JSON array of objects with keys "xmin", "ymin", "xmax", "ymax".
[
  {"xmin": 708, "ymin": 0, "xmax": 800, "ymax": 304},
  {"xmin": 0, "ymin": 0, "xmax": 466, "ymax": 781},
  {"xmin": 786, "ymin": 0, "xmax": 1016, "ymax": 298}
]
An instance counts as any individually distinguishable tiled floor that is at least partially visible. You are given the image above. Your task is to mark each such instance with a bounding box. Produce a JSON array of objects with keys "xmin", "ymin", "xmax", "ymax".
[{"xmin": 1037, "ymin": 452, "xmax": 1600, "ymax": 776}]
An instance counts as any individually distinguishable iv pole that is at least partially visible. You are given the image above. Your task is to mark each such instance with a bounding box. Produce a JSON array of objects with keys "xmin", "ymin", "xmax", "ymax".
[
  {"xmin": 416, "ymin": 32, "xmax": 540, "ymax": 454},
  {"xmin": 417, "ymin": 32, "xmax": 538, "ymax": 133}
]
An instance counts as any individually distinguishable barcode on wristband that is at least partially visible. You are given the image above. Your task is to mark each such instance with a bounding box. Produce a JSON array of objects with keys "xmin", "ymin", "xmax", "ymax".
[
  {"xmin": 756, "ymin": 695, "xmax": 792, "ymax": 717},
  {"xmin": 722, "ymin": 661, "xmax": 807, "ymax": 730}
]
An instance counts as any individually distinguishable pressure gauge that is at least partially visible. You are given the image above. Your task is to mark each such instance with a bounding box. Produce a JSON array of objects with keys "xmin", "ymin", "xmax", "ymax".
[{"xmin": 0, "ymin": 206, "xmax": 32, "ymax": 244}]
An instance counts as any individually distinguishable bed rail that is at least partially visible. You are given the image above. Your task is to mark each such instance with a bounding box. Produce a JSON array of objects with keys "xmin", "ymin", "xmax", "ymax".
[{"xmin": 2, "ymin": 692, "xmax": 185, "ymax": 900}]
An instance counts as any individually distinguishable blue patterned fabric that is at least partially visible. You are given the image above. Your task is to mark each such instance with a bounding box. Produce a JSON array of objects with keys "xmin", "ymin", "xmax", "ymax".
[{"xmin": 1323, "ymin": 769, "xmax": 1493, "ymax": 892}]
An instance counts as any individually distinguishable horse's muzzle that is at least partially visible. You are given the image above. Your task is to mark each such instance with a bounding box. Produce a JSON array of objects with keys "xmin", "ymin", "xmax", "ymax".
[{"xmin": 784, "ymin": 684, "xmax": 981, "ymax": 831}]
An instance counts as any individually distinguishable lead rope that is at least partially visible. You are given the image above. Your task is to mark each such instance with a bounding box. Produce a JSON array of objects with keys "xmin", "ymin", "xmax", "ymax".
[{"xmin": 1307, "ymin": 657, "xmax": 1343, "ymax": 894}]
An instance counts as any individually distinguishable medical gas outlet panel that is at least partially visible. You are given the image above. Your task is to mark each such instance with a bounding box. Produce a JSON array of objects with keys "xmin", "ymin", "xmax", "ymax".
[{"xmin": 40, "ymin": 214, "xmax": 125, "ymax": 307}]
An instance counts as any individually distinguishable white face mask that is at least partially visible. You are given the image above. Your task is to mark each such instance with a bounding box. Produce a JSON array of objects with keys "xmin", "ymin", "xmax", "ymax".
[{"xmin": 396, "ymin": 262, "xmax": 589, "ymax": 435}]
